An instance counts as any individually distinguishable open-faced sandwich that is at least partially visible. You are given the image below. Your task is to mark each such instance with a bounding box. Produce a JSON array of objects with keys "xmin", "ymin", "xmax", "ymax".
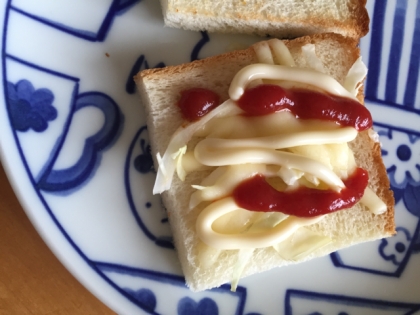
[{"xmin": 134, "ymin": 33, "xmax": 395, "ymax": 292}]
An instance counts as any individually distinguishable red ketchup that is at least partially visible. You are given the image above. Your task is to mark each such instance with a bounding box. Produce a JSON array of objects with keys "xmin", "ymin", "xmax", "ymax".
[
  {"xmin": 233, "ymin": 168, "xmax": 368, "ymax": 217},
  {"xmin": 237, "ymin": 84, "xmax": 372, "ymax": 131},
  {"xmin": 178, "ymin": 88, "xmax": 220, "ymax": 122}
]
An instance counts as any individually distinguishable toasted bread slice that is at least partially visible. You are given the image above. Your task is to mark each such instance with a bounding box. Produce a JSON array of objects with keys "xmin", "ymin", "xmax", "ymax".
[
  {"xmin": 135, "ymin": 33, "xmax": 394, "ymax": 292},
  {"xmin": 159, "ymin": 0, "xmax": 369, "ymax": 39}
]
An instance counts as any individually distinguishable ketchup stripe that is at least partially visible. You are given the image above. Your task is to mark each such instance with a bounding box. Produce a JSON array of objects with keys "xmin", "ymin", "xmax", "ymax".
[
  {"xmin": 237, "ymin": 84, "xmax": 372, "ymax": 131},
  {"xmin": 233, "ymin": 168, "xmax": 369, "ymax": 217}
]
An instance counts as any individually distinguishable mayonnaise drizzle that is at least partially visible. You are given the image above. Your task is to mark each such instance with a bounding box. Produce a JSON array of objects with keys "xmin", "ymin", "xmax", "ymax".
[
  {"xmin": 267, "ymin": 39, "xmax": 296, "ymax": 67},
  {"xmin": 228, "ymin": 64, "xmax": 357, "ymax": 101},
  {"xmin": 254, "ymin": 41, "xmax": 275, "ymax": 65},
  {"xmin": 196, "ymin": 197, "xmax": 324, "ymax": 249}
]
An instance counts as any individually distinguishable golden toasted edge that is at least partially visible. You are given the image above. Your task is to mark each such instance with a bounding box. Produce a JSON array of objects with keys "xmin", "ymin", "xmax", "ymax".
[
  {"xmin": 135, "ymin": 33, "xmax": 361, "ymax": 82},
  {"xmin": 163, "ymin": 0, "xmax": 369, "ymax": 39},
  {"xmin": 135, "ymin": 50, "xmax": 254, "ymax": 83},
  {"xmin": 362, "ymin": 125, "xmax": 396, "ymax": 236},
  {"xmin": 351, "ymin": 0, "xmax": 370, "ymax": 38}
]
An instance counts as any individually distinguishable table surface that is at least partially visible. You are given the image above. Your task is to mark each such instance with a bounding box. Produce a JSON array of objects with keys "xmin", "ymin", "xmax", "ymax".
[{"xmin": 0, "ymin": 162, "xmax": 115, "ymax": 315}]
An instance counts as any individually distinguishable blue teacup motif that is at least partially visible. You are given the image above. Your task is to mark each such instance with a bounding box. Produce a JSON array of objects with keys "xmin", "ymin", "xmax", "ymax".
[
  {"xmin": 10, "ymin": 0, "xmax": 141, "ymax": 42},
  {"xmin": 5, "ymin": 55, "xmax": 123, "ymax": 194},
  {"xmin": 125, "ymin": 125, "xmax": 174, "ymax": 249},
  {"xmin": 284, "ymin": 289, "xmax": 420, "ymax": 315}
]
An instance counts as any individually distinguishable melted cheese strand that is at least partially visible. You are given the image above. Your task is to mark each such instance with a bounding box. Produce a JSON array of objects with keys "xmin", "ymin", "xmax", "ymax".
[
  {"xmin": 196, "ymin": 197, "xmax": 324, "ymax": 249},
  {"xmin": 228, "ymin": 64, "xmax": 356, "ymax": 101}
]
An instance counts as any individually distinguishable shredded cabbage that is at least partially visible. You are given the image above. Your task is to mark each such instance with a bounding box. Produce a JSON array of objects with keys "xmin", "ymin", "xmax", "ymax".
[
  {"xmin": 197, "ymin": 242, "xmax": 222, "ymax": 269},
  {"xmin": 302, "ymin": 44, "xmax": 326, "ymax": 73},
  {"xmin": 302, "ymin": 45, "xmax": 367, "ymax": 98},
  {"xmin": 247, "ymin": 212, "xmax": 289, "ymax": 232},
  {"xmin": 153, "ymin": 100, "xmax": 243, "ymax": 194},
  {"xmin": 368, "ymin": 129, "xmax": 380, "ymax": 144},
  {"xmin": 229, "ymin": 211, "xmax": 288, "ymax": 291},
  {"xmin": 360, "ymin": 187, "xmax": 387, "ymax": 214},
  {"xmin": 303, "ymin": 173, "xmax": 320, "ymax": 187},
  {"xmin": 191, "ymin": 185, "xmax": 206, "ymax": 190},
  {"xmin": 278, "ymin": 167, "xmax": 303, "ymax": 186},
  {"xmin": 172, "ymin": 145, "xmax": 187, "ymax": 181},
  {"xmin": 231, "ymin": 248, "xmax": 254, "ymax": 292},
  {"xmin": 273, "ymin": 227, "xmax": 331, "ymax": 260},
  {"xmin": 212, "ymin": 208, "xmax": 257, "ymax": 235},
  {"xmin": 156, "ymin": 153, "xmax": 166, "ymax": 177},
  {"xmin": 343, "ymin": 56, "xmax": 368, "ymax": 96}
]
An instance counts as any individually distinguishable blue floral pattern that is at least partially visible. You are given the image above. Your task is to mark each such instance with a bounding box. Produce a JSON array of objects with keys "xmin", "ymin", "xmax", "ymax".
[
  {"xmin": 134, "ymin": 137, "xmax": 154, "ymax": 174},
  {"xmin": 124, "ymin": 288, "xmax": 157, "ymax": 313},
  {"xmin": 380, "ymin": 129, "xmax": 420, "ymax": 188},
  {"xmin": 7, "ymin": 79, "xmax": 57, "ymax": 132},
  {"xmin": 177, "ymin": 297, "xmax": 218, "ymax": 315},
  {"xmin": 378, "ymin": 227, "xmax": 411, "ymax": 265}
]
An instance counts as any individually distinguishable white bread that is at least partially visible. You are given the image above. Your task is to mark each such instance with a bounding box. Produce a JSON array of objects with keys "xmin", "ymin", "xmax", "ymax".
[
  {"xmin": 159, "ymin": 0, "xmax": 369, "ymax": 39},
  {"xmin": 135, "ymin": 33, "xmax": 395, "ymax": 292}
]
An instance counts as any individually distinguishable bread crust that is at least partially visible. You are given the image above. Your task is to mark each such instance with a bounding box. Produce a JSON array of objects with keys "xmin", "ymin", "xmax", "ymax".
[
  {"xmin": 160, "ymin": 0, "xmax": 370, "ymax": 39},
  {"xmin": 135, "ymin": 33, "xmax": 395, "ymax": 291}
]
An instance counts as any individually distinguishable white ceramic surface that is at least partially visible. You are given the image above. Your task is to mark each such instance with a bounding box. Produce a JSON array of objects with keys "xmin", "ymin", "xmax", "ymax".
[{"xmin": 1, "ymin": 1, "xmax": 420, "ymax": 314}]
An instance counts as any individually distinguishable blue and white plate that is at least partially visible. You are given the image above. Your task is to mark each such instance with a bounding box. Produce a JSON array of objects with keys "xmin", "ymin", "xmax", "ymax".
[{"xmin": 1, "ymin": 1, "xmax": 419, "ymax": 314}]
